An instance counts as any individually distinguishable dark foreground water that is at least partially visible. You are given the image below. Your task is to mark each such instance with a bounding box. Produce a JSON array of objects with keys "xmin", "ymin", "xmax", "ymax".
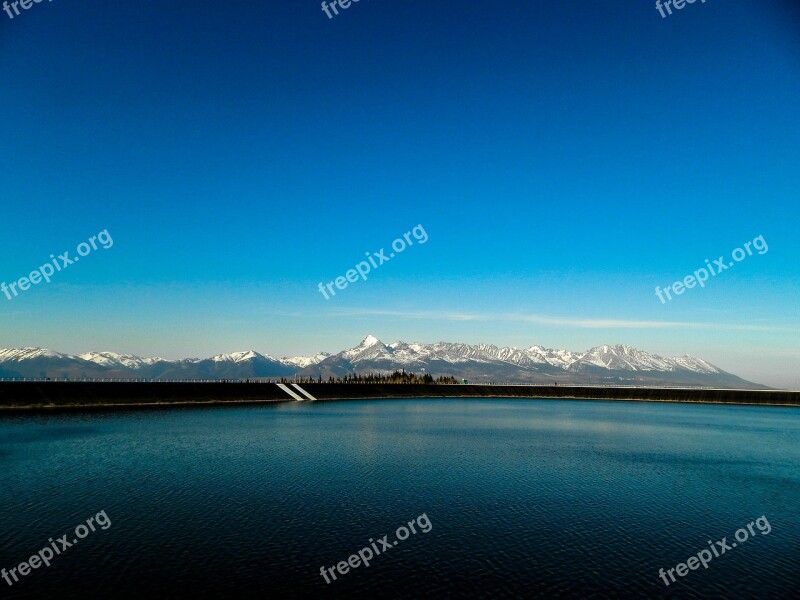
[{"xmin": 0, "ymin": 399, "xmax": 798, "ymax": 599}]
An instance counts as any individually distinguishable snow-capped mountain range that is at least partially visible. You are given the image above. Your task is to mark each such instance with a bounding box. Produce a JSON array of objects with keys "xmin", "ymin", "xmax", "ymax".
[
  {"xmin": 339, "ymin": 335, "xmax": 720, "ymax": 372},
  {"xmin": 0, "ymin": 336, "xmax": 764, "ymax": 388}
]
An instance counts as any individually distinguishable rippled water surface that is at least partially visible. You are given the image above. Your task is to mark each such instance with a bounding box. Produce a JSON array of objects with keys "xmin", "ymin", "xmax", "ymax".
[{"xmin": 0, "ymin": 399, "xmax": 798, "ymax": 598}]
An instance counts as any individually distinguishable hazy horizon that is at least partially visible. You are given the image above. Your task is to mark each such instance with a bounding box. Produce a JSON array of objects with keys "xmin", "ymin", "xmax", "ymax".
[{"xmin": 1, "ymin": 329, "xmax": 795, "ymax": 390}]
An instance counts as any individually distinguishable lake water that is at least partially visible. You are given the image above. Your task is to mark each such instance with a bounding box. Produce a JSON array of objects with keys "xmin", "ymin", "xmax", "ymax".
[{"xmin": 0, "ymin": 398, "xmax": 798, "ymax": 598}]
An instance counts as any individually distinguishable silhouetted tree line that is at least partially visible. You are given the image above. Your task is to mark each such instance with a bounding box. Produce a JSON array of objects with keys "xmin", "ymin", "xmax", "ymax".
[{"xmin": 270, "ymin": 371, "xmax": 458, "ymax": 384}]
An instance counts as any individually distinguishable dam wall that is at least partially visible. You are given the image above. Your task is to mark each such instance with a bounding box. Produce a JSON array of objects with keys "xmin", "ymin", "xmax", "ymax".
[{"xmin": 0, "ymin": 381, "xmax": 798, "ymax": 411}]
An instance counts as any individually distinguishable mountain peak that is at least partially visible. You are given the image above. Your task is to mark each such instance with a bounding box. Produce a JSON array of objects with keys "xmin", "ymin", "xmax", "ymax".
[
  {"xmin": 342, "ymin": 335, "xmax": 391, "ymax": 361},
  {"xmin": 361, "ymin": 335, "xmax": 381, "ymax": 347}
]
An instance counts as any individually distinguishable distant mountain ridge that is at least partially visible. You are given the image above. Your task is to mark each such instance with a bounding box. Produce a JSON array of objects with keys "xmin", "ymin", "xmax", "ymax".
[{"xmin": 0, "ymin": 336, "xmax": 767, "ymax": 389}]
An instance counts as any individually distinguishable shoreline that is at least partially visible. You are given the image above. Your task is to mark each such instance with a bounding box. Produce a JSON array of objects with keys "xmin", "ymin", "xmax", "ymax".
[{"xmin": 0, "ymin": 382, "xmax": 798, "ymax": 412}]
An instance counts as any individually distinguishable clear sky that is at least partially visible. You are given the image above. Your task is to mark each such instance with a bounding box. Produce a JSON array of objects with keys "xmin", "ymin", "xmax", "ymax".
[{"xmin": 1, "ymin": 0, "xmax": 798, "ymax": 388}]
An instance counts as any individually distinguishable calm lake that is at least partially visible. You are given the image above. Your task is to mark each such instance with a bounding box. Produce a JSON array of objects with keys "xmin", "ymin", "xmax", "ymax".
[{"xmin": 0, "ymin": 398, "xmax": 798, "ymax": 598}]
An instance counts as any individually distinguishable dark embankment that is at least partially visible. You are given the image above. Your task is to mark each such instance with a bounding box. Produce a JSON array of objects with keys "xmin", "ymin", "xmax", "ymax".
[
  {"xmin": 0, "ymin": 382, "xmax": 797, "ymax": 412},
  {"xmin": 304, "ymin": 384, "xmax": 799, "ymax": 406},
  {"xmin": 0, "ymin": 381, "xmax": 289, "ymax": 411}
]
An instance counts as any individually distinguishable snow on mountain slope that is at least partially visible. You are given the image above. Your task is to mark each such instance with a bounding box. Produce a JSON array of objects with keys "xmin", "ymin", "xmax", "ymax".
[
  {"xmin": 337, "ymin": 338, "xmax": 723, "ymax": 375},
  {"xmin": 210, "ymin": 350, "xmax": 263, "ymax": 363},
  {"xmin": 671, "ymin": 355, "xmax": 721, "ymax": 374},
  {"xmin": 526, "ymin": 346, "xmax": 582, "ymax": 369},
  {"xmin": 281, "ymin": 353, "xmax": 331, "ymax": 368},
  {"xmin": 575, "ymin": 344, "xmax": 671, "ymax": 371},
  {"xmin": 0, "ymin": 348, "xmax": 72, "ymax": 361},
  {"xmin": 342, "ymin": 335, "xmax": 395, "ymax": 362},
  {"xmin": 79, "ymin": 352, "xmax": 168, "ymax": 369},
  {"xmin": 0, "ymin": 338, "xmax": 728, "ymax": 378},
  {"xmin": 570, "ymin": 345, "xmax": 722, "ymax": 373}
]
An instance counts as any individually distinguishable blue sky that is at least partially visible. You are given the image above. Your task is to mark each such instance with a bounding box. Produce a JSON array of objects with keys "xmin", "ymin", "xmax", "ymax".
[{"xmin": 1, "ymin": 0, "xmax": 798, "ymax": 387}]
